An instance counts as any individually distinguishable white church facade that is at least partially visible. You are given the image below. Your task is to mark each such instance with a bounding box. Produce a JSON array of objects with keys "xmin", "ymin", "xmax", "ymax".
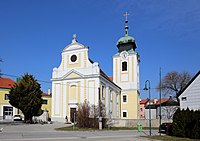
[
  {"xmin": 51, "ymin": 13, "xmax": 140, "ymax": 122},
  {"xmin": 51, "ymin": 35, "xmax": 121, "ymax": 122}
]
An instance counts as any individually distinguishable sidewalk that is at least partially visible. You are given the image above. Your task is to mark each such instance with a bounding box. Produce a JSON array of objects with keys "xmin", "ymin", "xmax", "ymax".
[{"xmin": 0, "ymin": 121, "xmax": 69, "ymax": 132}]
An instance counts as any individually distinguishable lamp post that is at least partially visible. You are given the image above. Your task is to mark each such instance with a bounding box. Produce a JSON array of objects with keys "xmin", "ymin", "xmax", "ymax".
[
  {"xmin": 144, "ymin": 80, "xmax": 151, "ymax": 136},
  {"xmin": 159, "ymin": 68, "xmax": 162, "ymax": 136},
  {"xmin": 98, "ymin": 87, "xmax": 102, "ymax": 130}
]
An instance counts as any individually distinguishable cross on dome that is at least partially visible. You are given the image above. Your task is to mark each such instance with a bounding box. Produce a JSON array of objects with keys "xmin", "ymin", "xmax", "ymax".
[
  {"xmin": 124, "ymin": 12, "xmax": 129, "ymax": 21},
  {"xmin": 124, "ymin": 12, "xmax": 129, "ymax": 36}
]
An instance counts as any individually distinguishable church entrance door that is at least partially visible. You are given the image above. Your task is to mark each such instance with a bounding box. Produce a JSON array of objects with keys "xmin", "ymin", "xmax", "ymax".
[{"xmin": 70, "ymin": 108, "xmax": 76, "ymax": 123}]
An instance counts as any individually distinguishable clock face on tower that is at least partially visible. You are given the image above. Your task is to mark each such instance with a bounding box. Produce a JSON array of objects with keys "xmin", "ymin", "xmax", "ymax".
[{"xmin": 120, "ymin": 51, "xmax": 128, "ymax": 59}]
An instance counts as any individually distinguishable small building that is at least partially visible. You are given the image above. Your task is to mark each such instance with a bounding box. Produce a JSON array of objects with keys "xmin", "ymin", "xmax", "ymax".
[
  {"xmin": 42, "ymin": 91, "xmax": 52, "ymax": 117},
  {"xmin": 0, "ymin": 77, "xmax": 52, "ymax": 121},
  {"xmin": 0, "ymin": 78, "xmax": 17, "ymax": 120},
  {"xmin": 144, "ymin": 97, "xmax": 179, "ymax": 119},
  {"xmin": 140, "ymin": 99, "xmax": 148, "ymax": 118},
  {"xmin": 156, "ymin": 98, "xmax": 179, "ymax": 119},
  {"xmin": 145, "ymin": 104, "xmax": 157, "ymax": 119},
  {"xmin": 178, "ymin": 71, "xmax": 200, "ymax": 111}
]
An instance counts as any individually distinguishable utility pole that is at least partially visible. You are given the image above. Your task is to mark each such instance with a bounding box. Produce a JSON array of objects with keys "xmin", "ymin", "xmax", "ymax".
[{"xmin": 159, "ymin": 68, "xmax": 162, "ymax": 136}]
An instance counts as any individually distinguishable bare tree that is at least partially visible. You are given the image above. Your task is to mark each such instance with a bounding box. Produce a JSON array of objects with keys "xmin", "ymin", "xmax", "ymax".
[
  {"xmin": 76, "ymin": 100, "xmax": 107, "ymax": 129},
  {"xmin": 161, "ymin": 106, "xmax": 179, "ymax": 119},
  {"xmin": 158, "ymin": 71, "xmax": 192, "ymax": 104},
  {"xmin": 76, "ymin": 100, "xmax": 90, "ymax": 128}
]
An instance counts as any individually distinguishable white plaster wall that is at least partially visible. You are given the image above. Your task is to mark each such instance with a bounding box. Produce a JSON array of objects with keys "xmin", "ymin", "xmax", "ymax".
[
  {"xmin": 88, "ymin": 81, "xmax": 95, "ymax": 105},
  {"xmin": 99, "ymin": 77, "xmax": 121, "ymax": 119},
  {"xmin": 112, "ymin": 91, "xmax": 117, "ymax": 118},
  {"xmin": 179, "ymin": 74, "xmax": 200, "ymax": 110},
  {"xmin": 55, "ymin": 83, "xmax": 61, "ymax": 115}
]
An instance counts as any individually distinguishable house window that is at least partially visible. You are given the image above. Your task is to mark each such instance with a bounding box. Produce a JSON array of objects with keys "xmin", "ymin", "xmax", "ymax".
[
  {"xmin": 140, "ymin": 108, "xmax": 143, "ymax": 112},
  {"xmin": 4, "ymin": 94, "xmax": 9, "ymax": 100},
  {"xmin": 123, "ymin": 95, "xmax": 127, "ymax": 103},
  {"xmin": 122, "ymin": 61, "xmax": 127, "ymax": 71},
  {"xmin": 42, "ymin": 100, "xmax": 48, "ymax": 104},
  {"xmin": 182, "ymin": 97, "xmax": 187, "ymax": 101},
  {"xmin": 123, "ymin": 111, "xmax": 127, "ymax": 118}
]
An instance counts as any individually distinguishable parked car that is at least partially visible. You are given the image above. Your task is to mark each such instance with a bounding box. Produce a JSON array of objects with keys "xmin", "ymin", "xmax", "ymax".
[
  {"xmin": 159, "ymin": 123, "xmax": 173, "ymax": 135},
  {"xmin": 13, "ymin": 115, "xmax": 22, "ymax": 121}
]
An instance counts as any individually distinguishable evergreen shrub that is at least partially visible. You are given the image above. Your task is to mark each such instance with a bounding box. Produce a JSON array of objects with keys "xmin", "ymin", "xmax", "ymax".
[{"xmin": 172, "ymin": 108, "xmax": 200, "ymax": 139}]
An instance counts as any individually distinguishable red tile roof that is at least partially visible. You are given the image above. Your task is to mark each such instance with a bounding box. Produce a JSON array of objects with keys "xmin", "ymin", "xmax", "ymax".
[
  {"xmin": 0, "ymin": 78, "xmax": 15, "ymax": 89},
  {"xmin": 149, "ymin": 99, "xmax": 155, "ymax": 103},
  {"xmin": 140, "ymin": 99, "xmax": 148, "ymax": 104},
  {"xmin": 156, "ymin": 98, "xmax": 169, "ymax": 105},
  {"xmin": 42, "ymin": 93, "xmax": 52, "ymax": 97}
]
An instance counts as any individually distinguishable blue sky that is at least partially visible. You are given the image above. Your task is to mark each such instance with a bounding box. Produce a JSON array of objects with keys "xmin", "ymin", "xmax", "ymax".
[{"xmin": 1, "ymin": 0, "xmax": 200, "ymax": 99}]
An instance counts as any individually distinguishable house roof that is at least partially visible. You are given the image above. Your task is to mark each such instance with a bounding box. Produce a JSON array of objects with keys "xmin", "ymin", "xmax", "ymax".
[
  {"xmin": 140, "ymin": 99, "xmax": 148, "ymax": 104},
  {"xmin": 178, "ymin": 70, "xmax": 200, "ymax": 98},
  {"xmin": 0, "ymin": 78, "xmax": 15, "ymax": 89},
  {"xmin": 142, "ymin": 97, "xmax": 178, "ymax": 107},
  {"xmin": 149, "ymin": 99, "xmax": 155, "ymax": 103},
  {"xmin": 42, "ymin": 93, "xmax": 52, "ymax": 97},
  {"xmin": 156, "ymin": 98, "xmax": 178, "ymax": 106},
  {"xmin": 156, "ymin": 98, "xmax": 170, "ymax": 105},
  {"xmin": 145, "ymin": 98, "xmax": 178, "ymax": 109}
]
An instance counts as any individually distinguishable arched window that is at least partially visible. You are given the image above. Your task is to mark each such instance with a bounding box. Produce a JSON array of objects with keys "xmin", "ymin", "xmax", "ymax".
[{"xmin": 122, "ymin": 61, "xmax": 127, "ymax": 71}]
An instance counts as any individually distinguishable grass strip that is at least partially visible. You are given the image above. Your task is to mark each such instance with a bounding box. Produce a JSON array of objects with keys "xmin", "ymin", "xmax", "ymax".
[
  {"xmin": 143, "ymin": 135, "xmax": 200, "ymax": 141},
  {"xmin": 55, "ymin": 126, "xmax": 158, "ymax": 131}
]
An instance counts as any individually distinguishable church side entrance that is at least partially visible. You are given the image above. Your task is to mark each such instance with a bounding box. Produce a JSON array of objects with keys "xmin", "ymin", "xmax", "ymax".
[{"xmin": 70, "ymin": 108, "xmax": 76, "ymax": 123}]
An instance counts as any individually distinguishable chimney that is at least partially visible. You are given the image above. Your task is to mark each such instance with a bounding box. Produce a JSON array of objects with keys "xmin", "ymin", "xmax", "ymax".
[
  {"xmin": 47, "ymin": 88, "xmax": 51, "ymax": 95},
  {"xmin": 154, "ymin": 98, "xmax": 158, "ymax": 104}
]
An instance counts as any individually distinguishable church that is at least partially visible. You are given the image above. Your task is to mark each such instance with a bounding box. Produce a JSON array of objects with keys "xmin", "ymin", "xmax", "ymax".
[{"xmin": 51, "ymin": 13, "xmax": 140, "ymax": 122}]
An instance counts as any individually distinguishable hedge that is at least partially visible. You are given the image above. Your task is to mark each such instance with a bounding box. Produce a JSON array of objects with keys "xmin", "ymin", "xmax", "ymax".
[{"xmin": 172, "ymin": 108, "xmax": 200, "ymax": 139}]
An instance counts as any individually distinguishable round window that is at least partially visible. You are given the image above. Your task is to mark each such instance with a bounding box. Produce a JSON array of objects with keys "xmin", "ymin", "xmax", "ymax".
[{"xmin": 71, "ymin": 55, "xmax": 77, "ymax": 62}]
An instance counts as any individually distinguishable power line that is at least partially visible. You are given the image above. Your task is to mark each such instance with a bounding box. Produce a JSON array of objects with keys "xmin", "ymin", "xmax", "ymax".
[
  {"xmin": 2, "ymin": 73, "xmax": 101, "ymax": 89},
  {"xmin": 2, "ymin": 72, "xmax": 159, "ymax": 91}
]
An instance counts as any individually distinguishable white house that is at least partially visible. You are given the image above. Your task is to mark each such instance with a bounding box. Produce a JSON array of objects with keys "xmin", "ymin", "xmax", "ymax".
[{"xmin": 178, "ymin": 71, "xmax": 200, "ymax": 111}]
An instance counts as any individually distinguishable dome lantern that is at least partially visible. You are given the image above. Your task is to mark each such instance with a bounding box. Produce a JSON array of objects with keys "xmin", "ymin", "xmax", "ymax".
[{"xmin": 116, "ymin": 12, "xmax": 137, "ymax": 53}]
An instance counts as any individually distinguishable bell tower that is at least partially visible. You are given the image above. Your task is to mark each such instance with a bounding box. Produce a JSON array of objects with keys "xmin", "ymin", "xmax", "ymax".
[{"xmin": 113, "ymin": 12, "xmax": 140, "ymax": 119}]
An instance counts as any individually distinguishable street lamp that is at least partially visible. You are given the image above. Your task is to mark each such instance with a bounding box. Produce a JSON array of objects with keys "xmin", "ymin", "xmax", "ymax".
[{"xmin": 144, "ymin": 80, "xmax": 151, "ymax": 136}]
